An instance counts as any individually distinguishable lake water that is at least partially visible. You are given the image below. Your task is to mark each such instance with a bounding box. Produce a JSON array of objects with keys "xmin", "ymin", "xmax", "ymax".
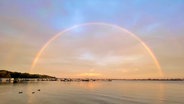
[{"xmin": 0, "ymin": 81, "xmax": 183, "ymax": 104}]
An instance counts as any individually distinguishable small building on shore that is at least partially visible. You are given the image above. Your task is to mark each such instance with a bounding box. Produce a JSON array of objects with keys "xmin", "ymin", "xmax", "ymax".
[{"xmin": 0, "ymin": 78, "xmax": 14, "ymax": 83}]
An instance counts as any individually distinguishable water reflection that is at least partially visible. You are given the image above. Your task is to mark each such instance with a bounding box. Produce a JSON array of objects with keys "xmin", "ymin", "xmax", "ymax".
[
  {"xmin": 0, "ymin": 81, "xmax": 183, "ymax": 104},
  {"xmin": 76, "ymin": 82, "xmax": 103, "ymax": 90}
]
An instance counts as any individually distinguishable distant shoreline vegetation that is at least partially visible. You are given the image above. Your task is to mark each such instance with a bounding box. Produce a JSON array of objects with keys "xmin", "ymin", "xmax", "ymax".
[
  {"xmin": 0, "ymin": 70, "xmax": 56, "ymax": 78},
  {"xmin": 0, "ymin": 70, "xmax": 183, "ymax": 81}
]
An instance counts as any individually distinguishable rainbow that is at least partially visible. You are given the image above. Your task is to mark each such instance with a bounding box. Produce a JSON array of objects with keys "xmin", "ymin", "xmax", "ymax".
[{"xmin": 30, "ymin": 23, "xmax": 164, "ymax": 77}]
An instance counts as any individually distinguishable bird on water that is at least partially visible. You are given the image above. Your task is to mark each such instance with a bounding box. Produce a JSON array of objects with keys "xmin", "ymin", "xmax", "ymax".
[{"xmin": 18, "ymin": 91, "xmax": 23, "ymax": 94}]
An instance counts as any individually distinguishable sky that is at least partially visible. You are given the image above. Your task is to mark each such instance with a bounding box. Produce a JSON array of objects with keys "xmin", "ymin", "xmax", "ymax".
[{"xmin": 0, "ymin": 0, "xmax": 184, "ymax": 78}]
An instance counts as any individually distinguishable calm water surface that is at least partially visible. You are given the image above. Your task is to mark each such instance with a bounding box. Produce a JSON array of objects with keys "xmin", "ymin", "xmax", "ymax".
[{"xmin": 0, "ymin": 81, "xmax": 183, "ymax": 104}]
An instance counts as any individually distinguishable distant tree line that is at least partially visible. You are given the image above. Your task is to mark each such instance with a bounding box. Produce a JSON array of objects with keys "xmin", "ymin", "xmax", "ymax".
[{"xmin": 0, "ymin": 70, "xmax": 56, "ymax": 78}]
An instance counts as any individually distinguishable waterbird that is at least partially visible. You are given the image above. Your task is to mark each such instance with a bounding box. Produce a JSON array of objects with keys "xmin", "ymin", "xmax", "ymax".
[
  {"xmin": 32, "ymin": 92, "xmax": 35, "ymax": 94},
  {"xmin": 37, "ymin": 89, "xmax": 40, "ymax": 91},
  {"xmin": 18, "ymin": 91, "xmax": 23, "ymax": 94}
]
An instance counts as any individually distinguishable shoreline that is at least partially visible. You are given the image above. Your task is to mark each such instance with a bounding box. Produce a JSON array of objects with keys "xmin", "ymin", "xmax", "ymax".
[{"xmin": 0, "ymin": 78, "xmax": 184, "ymax": 84}]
